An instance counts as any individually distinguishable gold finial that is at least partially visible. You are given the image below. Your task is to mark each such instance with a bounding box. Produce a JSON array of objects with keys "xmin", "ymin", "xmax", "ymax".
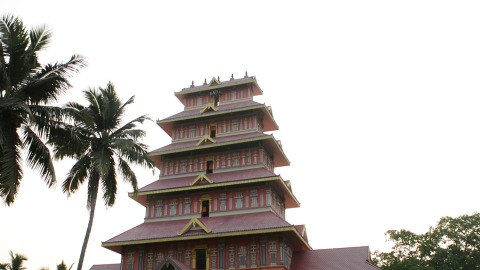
[
  {"xmin": 230, "ymin": 73, "xmax": 234, "ymax": 80},
  {"xmin": 217, "ymin": 76, "xmax": 220, "ymax": 81},
  {"xmin": 204, "ymin": 78, "xmax": 207, "ymax": 85},
  {"xmin": 244, "ymin": 71, "xmax": 248, "ymax": 78},
  {"xmin": 191, "ymin": 80, "xmax": 194, "ymax": 87}
]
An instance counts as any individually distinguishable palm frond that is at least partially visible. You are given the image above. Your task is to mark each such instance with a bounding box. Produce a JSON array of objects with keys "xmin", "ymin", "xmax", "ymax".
[
  {"xmin": 0, "ymin": 128, "xmax": 23, "ymax": 205},
  {"xmin": 21, "ymin": 125, "xmax": 56, "ymax": 187},
  {"xmin": 101, "ymin": 159, "xmax": 117, "ymax": 207},
  {"xmin": 116, "ymin": 156, "xmax": 138, "ymax": 194},
  {"xmin": 62, "ymin": 155, "xmax": 91, "ymax": 195},
  {"xmin": 14, "ymin": 54, "xmax": 86, "ymax": 104},
  {"xmin": 27, "ymin": 24, "xmax": 51, "ymax": 54},
  {"xmin": 110, "ymin": 115, "xmax": 150, "ymax": 139}
]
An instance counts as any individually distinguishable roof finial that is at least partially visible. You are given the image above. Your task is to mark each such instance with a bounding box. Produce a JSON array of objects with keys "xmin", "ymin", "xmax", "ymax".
[
  {"xmin": 230, "ymin": 73, "xmax": 234, "ymax": 80},
  {"xmin": 203, "ymin": 78, "xmax": 207, "ymax": 85},
  {"xmin": 217, "ymin": 76, "xmax": 220, "ymax": 81},
  {"xmin": 191, "ymin": 80, "xmax": 194, "ymax": 87},
  {"xmin": 244, "ymin": 71, "xmax": 248, "ymax": 78}
]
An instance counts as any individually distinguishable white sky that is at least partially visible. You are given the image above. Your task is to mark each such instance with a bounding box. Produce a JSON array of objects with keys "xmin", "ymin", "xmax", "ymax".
[{"xmin": 2, "ymin": 1, "xmax": 480, "ymax": 269}]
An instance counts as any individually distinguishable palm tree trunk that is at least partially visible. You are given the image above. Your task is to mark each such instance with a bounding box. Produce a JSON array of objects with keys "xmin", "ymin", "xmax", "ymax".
[{"xmin": 77, "ymin": 181, "xmax": 99, "ymax": 270}]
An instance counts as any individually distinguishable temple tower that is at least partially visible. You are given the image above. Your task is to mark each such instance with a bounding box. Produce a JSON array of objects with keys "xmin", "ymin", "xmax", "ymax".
[{"xmin": 100, "ymin": 74, "xmax": 377, "ymax": 270}]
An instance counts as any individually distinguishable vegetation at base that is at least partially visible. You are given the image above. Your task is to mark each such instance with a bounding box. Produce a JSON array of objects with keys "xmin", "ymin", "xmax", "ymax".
[
  {"xmin": 0, "ymin": 14, "xmax": 86, "ymax": 205},
  {"xmin": 373, "ymin": 212, "xmax": 480, "ymax": 270},
  {"xmin": 48, "ymin": 82, "xmax": 154, "ymax": 270},
  {"xmin": 0, "ymin": 251, "xmax": 73, "ymax": 270}
]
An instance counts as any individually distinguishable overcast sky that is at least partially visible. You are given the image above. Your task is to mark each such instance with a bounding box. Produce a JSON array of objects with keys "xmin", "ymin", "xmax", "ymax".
[{"xmin": 2, "ymin": 1, "xmax": 480, "ymax": 270}]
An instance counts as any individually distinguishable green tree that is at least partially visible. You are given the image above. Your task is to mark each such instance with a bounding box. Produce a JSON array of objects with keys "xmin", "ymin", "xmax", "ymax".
[
  {"xmin": 56, "ymin": 260, "xmax": 74, "ymax": 270},
  {"xmin": 373, "ymin": 212, "xmax": 480, "ymax": 270},
  {"xmin": 49, "ymin": 82, "xmax": 154, "ymax": 270},
  {"xmin": 0, "ymin": 14, "xmax": 86, "ymax": 204},
  {"xmin": 0, "ymin": 251, "xmax": 27, "ymax": 270}
]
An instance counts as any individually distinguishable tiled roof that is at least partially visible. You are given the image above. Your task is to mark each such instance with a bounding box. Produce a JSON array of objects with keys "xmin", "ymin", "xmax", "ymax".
[
  {"xmin": 175, "ymin": 76, "xmax": 262, "ymax": 97},
  {"xmin": 138, "ymin": 167, "xmax": 276, "ymax": 193},
  {"xmin": 159, "ymin": 100, "xmax": 264, "ymax": 122},
  {"xmin": 149, "ymin": 131, "xmax": 268, "ymax": 154},
  {"xmin": 103, "ymin": 212, "xmax": 300, "ymax": 252},
  {"xmin": 89, "ymin": 264, "xmax": 120, "ymax": 270},
  {"xmin": 290, "ymin": 246, "xmax": 381, "ymax": 270}
]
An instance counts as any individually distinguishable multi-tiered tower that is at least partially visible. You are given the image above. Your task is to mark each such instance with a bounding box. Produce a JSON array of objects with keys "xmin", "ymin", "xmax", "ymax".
[{"xmin": 100, "ymin": 74, "xmax": 378, "ymax": 270}]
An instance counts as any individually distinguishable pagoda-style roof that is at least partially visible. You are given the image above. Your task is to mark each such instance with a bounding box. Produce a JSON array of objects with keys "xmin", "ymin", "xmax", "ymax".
[
  {"xmin": 157, "ymin": 100, "xmax": 278, "ymax": 136},
  {"xmin": 174, "ymin": 76, "xmax": 263, "ymax": 105},
  {"xmin": 149, "ymin": 132, "xmax": 289, "ymax": 167},
  {"xmin": 290, "ymin": 246, "xmax": 380, "ymax": 270},
  {"xmin": 102, "ymin": 211, "xmax": 311, "ymax": 253},
  {"xmin": 130, "ymin": 167, "xmax": 300, "ymax": 208}
]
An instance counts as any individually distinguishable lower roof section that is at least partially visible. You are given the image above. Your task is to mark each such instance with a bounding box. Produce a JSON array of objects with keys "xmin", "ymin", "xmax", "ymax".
[
  {"xmin": 131, "ymin": 167, "xmax": 300, "ymax": 208},
  {"xmin": 102, "ymin": 211, "xmax": 310, "ymax": 253}
]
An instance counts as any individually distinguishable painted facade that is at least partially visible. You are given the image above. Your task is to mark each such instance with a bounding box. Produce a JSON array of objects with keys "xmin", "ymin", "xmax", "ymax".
[{"xmin": 101, "ymin": 74, "xmax": 312, "ymax": 270}]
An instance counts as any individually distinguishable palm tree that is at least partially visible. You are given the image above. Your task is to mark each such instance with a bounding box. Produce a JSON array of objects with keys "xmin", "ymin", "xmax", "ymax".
[
  {"xmin": 50, "ymin": 82, "xmax": 154, "ymax": 270},
  {"xmin": 0, "ymin": 251, "xmax": 27, "ymax": 270},
  {"xmin": 0, "ymin": 14, "xmax": 86, "ymax": 204}
]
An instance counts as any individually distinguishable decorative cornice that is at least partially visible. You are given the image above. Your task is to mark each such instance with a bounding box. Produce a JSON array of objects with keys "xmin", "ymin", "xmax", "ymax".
[
  {"xmin": 190, "ymin": 174, "xmax": 213, "ymax": 186},
  {"xmin": 177, "ymin": 218, "xmax": 212, "ymax": 236},
  {"xmin": 195, "ymin": 135, "xmax": 216, "ymax": 146}
]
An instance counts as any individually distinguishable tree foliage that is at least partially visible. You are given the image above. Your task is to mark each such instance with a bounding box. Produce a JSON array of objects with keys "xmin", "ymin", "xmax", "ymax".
[
  {"xmin": 373, "ymin": 212, "xmax": 480, "ymax": 270},
  {"xmin": 49, "ymin": 82, "xmax": 154, "ymax": 270},
  {"xmin": 0, "ymin": 251, "xmax": 27, "ymax": 270},
  {"xmin": 0, "ymin": 14, "xmax": 86, "ymax": 204}
]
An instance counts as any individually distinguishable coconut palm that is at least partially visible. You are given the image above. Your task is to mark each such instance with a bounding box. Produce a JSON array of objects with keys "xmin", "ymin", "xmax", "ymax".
[
  {"xmin": 0, "ymin": 14, "xmax": 86, "ymax": 204},
  {"xmin": 50, "ymin": 82, "xmax": 154, "ymax": 270},
  {"xmin": 0, "ymin": 251, "xmax": 27, "ymax": 270}
]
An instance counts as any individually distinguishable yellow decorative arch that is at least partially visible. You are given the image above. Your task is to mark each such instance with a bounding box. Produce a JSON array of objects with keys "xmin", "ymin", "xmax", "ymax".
[
  {"xmin": 200, "ymin": 103, "xmax": 218, "ymax": 113},
  {"xmin": 177, "ymin": 218, "xmax": 212, "ymax": 236},
  {"xmin": 190, "ymin": 174, "xmax": 213, "ymax": 186},
  {"xmin": 196, "ymin": 135, "xmax": 216, "ymax": 146}
]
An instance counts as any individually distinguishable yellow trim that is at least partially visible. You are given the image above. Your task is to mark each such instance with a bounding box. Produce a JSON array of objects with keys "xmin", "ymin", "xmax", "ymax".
[
  {"xmin": 102, "ymin": 226, "xmax": 312, "ymax": 250},
  {"xmin": 209, "ymin": 76, "xmax": 220, "ymax": 86},
  {"xmin": 190, "ymin": 174, "xmax": 213, "ymax": 186},
  {"xmin": 132, "ymin": 176, "xmax": 279, "ymax": 196},
  {"xmin": 200, "ymin": 103, "xmax": 218, "ymax": 113},
  {"xmin": 195, "ymin": 135, "xmax": 216, "ymax": 146},
  {"xmin": 177, "ymin": 218, "xmax": 212, "ymax": 235},
  {"xmin": 152, "ymin": 135, "xmax": 271, "ymax": 156}
]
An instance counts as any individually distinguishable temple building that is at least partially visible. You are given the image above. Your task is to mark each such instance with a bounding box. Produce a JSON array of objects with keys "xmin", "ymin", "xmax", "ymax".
[{"xmin": 96, "ymin": 74, "xmax": 379, "ymax": 270}]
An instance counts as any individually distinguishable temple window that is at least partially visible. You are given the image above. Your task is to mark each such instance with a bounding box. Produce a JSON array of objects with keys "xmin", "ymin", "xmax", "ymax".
[
  {"xmin": 266, "ymin": 189, "xmax": 272, "ymax": 206},
  {"xmin": 201, "ymin": 200, "xmax": 210, "ymax": 217},
  {"xmin": 197, "ymin": 96, "xmax": 202, "ymax": 106},
  {"xmin": 189, "ymin": 126, "xmax": 195, "ymax": 138},
  {"xmin": 126, "ymin": 252, "xmax": 134, "ymax": 270},
  {"xmin": 210, "ymin": 125, "xmax": 216, "ymax": 138},
  {"xmin": 147, "ymin": 253, "xmax": 153, "ymax": 270},
  {"xmin": 250, "ymin": 189, "xmax": 258, "ymax": 207},
  {"xmin": 169, "ymin": 162, "xmax": 173, "ymax": 175},
  {"xmin": 193, "ymin": 159, "xmax": 198, "ymax": 171},
  {"xmin": 214, "ymin": 95, "xmax": 220, "ymax": 106},
  {"xmin": 145, "ymin": 202, "xmax": 149, "ymax": 218},
  {"xmin": 228, "ymin": 246, "xmax": 235, "ymax": 268},
  {"xmin": 269, "ymin": 241, "xmax": 277, "ymax": 266},
  {"xmin": 169, "ymin": 200, "xmax": 177, "ymax": 215},
  {"xmin": 238, "ymin": 246, "xmax": 246, "ymax": 268},
  {"xmin": 150, "ymin": 202, "xmax": 155, "ymax": 217},
  {"xmin": 232, "ymin": 119, "xmax": 238, "ymax": 132},
  {"xmin": 177, "ymin": 247, "xmax": 184, "ymax": 263},
  {"xmin": 235, "ymin": 192, "xmax": 243, "ymax": 209},
  {"xmin": 232, "ymin": 153, "xmax": 239, "ymax": 166},
  {"xmin": 184, "ymin": 198, "xmax": 191, "ymax": 214},
  {"xmin": 219, "ymin": 193, "xmax": 227, "ymax": 211},
  {"xmin": 206, "ymin": 160, "xmax": 213, "ymax": 174},
  {"xmin": 247, "ymin": 152, "xmax": 251, "ymax": 165},
  {"xmin": 156, "ymin": 200, "xmax": 163, "ymax": 217},
  {"xmin": 280, "ymin": 243, "xmax": 285, "ymax": 265},
  {"xmin": 195, "ymin": 249, "xmax": 207, "ymax": 270},
  {"xmin": 221, "ymin": 155, "xmax": 226, "ymax": 168},
  {"xmin": 260, "ymin": 242, "xmax": 267, "ymax": 266},
  {"xmin": 138, "ymin": 251, "xmax": 144, "ymax": 270},
  {"xmin": 231, "ymin": 90, "xmax": 236, "ymax": 100},
  {"xmin": 218, "ymin": 246, "xmax": 225, "ymax": 269},
  {"xmin": 175, "ymin": 162, "xmax": 179, "ymax": 174},
  {"xmin": 180, "ymin": 160, "xmax": 187, "ymax": 173},
  {"xmin": 179, "ymin": 128, "xmax": 184, "ymax": 139},
  {"xmin": 250, "ymin": 243, "xmax": 257, "ymax": 267}
]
